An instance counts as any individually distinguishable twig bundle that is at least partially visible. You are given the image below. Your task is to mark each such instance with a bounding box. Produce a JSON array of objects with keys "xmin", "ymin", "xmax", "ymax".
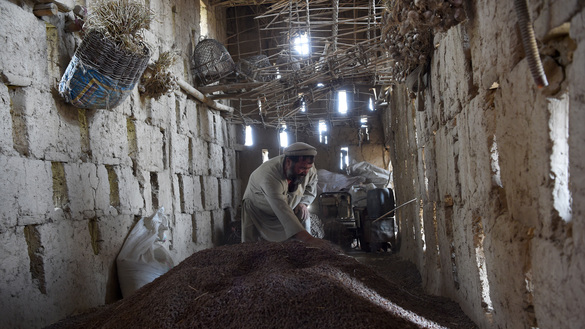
[
  {"xmin": 380, "ymin": 0, "xmax": 466, "ymax": 81},
  {"xmin": 83, "ymin": 0, "xmax": 155, "ymax": 54},
  {"xmin": 140, "ymin": 51, "xmax": 179, "ymax": 99}
]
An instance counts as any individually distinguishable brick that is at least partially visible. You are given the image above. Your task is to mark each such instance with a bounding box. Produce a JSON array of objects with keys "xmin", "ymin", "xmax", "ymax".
[
  {"xmin": 178, "ymin": 174, "xmax": 195, "ymax": 213},
  {"xmin": 89, "ymin": 110, "xmax": 131, "ymax": 166},
  {"xmin": 38, "ymin": 220, "xmax": 111, "ymax": 317},
  {"xmin": 170, "ymin": 174, "xmax": 181, "ymax": 215},
  {"xmin": 215, "ymin": 115, "xmax": 225, "ymax": 146},
  {"xmin": 192, "ymin": 138, "xmax": 209, "ymax": 176},
  {"xmin": 186, "ymin": 99, "xmax": 199, "ymax": 137},
  {"xmin": 15, "ymin": 159, "xmax": 52, "ymax": 224},
  {"xmin": 219, "ymin": 178, "xmax": 232, "ymax": 208},
  {"xmin": 208, "ymin": 142, "xmax": 223, "ymax": 177},
  {"xmin": 11, "ymin": 87, "xmax": 81, "ymax": 161},
  {"xmin": 171, "ymin": 132, "xmax": 190, "ymax": 174},
  {"xmin": 169, "ymin": 213, "xmax": 197, "ymax": 263},
  {"xmin": 0, "ymin": 2, "xmax": 47, "ymax": 87},
  {"xmin": 0, "ymin": 84, "xmax": 14, "ymax": 155},
  {"xmin": 0, "ymin": 227, "xmax": 39, "ymax": 329},
  {"xmin": 232, "ymin": 179, "xmax": 242, "ymax": 213},
  {"xmin": 0, "ymin": 156, "xmax": 19, "ymax": 231},
  {"xmin": 64, "ymin": 162, "xmax": 97, "ymax": 220},
  {"xmin": 211, "ymin": 209, "xmax": 226, "ymax": 246},
  {"xmin": 147, "ymin": 93, "xmax": 176, "ymax": 128},
  {"xmin": 135, "ymin": 121, "xmax": 165, "ymax": 171},
  {"xmin": 157, "ymin": 170, "xmax": 173, "ymax": 214},
  {"xmin": 192, "ymin": 211, "xmax": 212, "ymax": 247},
  {"xmin": 179, "ymin": 174, "xmax": 204, "ymax": 213},
  {"xmin": 62, "ymin": 162, "xmax": 112, "ymax": 220},
  {"xmin": 115, "ymin": 165, "xmax": 144, "ymax": 214},
  {"xmin": 223, "ymin": 147, "xmax": 237, "ymax": 179},
  {"xmin": 201, "ymin": 176, "xmax": 219, "ymax": 210},
  {"xmin": 198, "ymin": 107, "xmax": 215, "ymax": 142}
]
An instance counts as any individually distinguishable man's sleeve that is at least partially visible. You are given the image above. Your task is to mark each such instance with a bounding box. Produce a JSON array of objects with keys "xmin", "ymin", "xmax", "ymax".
[
  {"xmin": 300, "ymin": 167, "xmax": 318, "ymax": 205},
  {"xmin": 260, "ymin": 174, "xmax": 306, "ymax": 239}
]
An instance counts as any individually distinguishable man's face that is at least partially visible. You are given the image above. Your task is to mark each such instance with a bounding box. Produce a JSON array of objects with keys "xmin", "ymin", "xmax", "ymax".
[{"xmin": 285, "ymin": 158, "xmax": 313, "ymax": 185}]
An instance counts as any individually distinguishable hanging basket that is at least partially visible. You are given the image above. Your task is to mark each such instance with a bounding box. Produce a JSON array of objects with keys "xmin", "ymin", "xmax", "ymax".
[
  {"xmin": 59, "ymin": 31, "xmax": 151, "ymax": 110},
  {"xmin": 238, "ymin": 54, "xmax": 276, "ymax": 82},
  {"xmin": 191, "ymin": 38, "xmax": 235, "ymax": 85}
]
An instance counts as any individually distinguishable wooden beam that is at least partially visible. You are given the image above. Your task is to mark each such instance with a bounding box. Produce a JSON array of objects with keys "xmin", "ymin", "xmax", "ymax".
[
  {"xmin": 197, "ymin": 82, "xmax": 266, "ymax": 94},
  {"xmin": 177, "ymin": 79, "xmax": 235, "ymax": 114}
]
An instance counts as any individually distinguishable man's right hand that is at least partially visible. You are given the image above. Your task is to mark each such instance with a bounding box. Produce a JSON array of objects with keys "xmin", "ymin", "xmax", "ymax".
[{"xmin": 293, "ymin": 230, "xmax": 335, "ymax": 250}]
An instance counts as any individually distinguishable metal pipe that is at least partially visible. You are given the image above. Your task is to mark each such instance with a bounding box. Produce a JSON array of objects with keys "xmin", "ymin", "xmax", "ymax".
[{"xmin": 514, "ymin": 0, "xmax": 548, "ymax": 88}]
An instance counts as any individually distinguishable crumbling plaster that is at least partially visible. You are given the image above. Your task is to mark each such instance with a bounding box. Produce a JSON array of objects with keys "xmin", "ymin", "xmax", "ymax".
[
  {"xmin": 0, "ymin": 0, "xmax": 239, "ymax": 328},
  {"xmin": 384, "ymin": 1, "xmax": 584, "ymax": 328}
]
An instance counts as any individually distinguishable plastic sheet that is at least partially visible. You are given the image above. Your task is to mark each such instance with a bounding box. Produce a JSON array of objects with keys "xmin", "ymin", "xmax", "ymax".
[{"xmin": 347, "ymin": 161, "xmax": 391, "ymax": 188}]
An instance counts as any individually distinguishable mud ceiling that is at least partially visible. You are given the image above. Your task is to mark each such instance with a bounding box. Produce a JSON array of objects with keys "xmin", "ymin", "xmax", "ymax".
[{"xmin": 196, "ymin": 0, "xmax": 465, "ymax": 133}]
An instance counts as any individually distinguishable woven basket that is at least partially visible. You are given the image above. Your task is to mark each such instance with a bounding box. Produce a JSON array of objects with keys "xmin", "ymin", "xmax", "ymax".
[
  {"xmin": 192, "ymin": 39, "xmax": 235, "ymax": 85},
  {"xmin": 275, "ymin": 53, "xmax": 301, "ymax": 74},
  {"xmin": 59, "ymin": 31, "xmax": 151, "ymax": 110},
  {"xmin": 238, "ymin": 54, "xmax": 276, "ymax": 82}
]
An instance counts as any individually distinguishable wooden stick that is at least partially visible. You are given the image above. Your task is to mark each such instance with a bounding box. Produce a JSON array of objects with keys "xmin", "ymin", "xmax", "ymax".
[
  {"xmin": 197, "ymin": 82, "xmax": 266, "ymax": 94},
  {"xmin": 176, "ymin": 79, "xmax": 235, "ymax": 114},
  {"xmin": 33, "ymin": 3, "xmax": 58, "ymax": 16}
]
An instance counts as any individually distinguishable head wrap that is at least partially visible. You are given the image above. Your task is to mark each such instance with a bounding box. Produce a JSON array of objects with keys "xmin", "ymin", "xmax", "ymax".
[{"xmin": 284, "ymin": 142, "xmax": 317, "ymax": 156}]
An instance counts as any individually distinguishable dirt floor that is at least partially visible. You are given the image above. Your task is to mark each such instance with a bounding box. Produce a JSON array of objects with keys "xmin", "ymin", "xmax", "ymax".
[{"xmin": 46, "ymin": 241, "xmax": 478, "ymax": 329}]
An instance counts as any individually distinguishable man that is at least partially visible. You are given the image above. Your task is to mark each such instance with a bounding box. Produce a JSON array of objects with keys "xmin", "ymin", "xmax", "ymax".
[{"xmin": 241, "ymin": 142, "xmax": 324, "ymax": 245}]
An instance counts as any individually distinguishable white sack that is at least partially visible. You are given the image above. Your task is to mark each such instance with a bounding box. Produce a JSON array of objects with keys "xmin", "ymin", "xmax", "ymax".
[{"xmin": 117, "ymin": 207, "xmax": 174, "ymax": 298}]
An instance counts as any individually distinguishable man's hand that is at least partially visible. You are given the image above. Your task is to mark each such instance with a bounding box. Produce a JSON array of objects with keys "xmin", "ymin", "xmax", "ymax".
[
  {"xmin": 294, "ymin": 203, "xmax": 310, "ymax": 221},
  {"xmin": 293, "ymin": 230, "xmax": 336, "ymax": 250}
]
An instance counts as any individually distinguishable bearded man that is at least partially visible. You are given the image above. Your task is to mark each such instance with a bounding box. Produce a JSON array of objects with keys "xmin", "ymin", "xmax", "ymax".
[{"xmin": 241, "ymin": 142, "xmax": 325, "ymax": 245}]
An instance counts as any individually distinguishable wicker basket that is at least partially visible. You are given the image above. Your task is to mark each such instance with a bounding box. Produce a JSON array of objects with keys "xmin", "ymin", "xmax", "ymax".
[
  {"xmin": 191, "ymin": 39, "xmax": 235, "ymax": 85},
  {"xmin": 238, "ymin": 54, "xmax": 276, "ymax": 82},
  {"xmin": 59, "ymin": 31, "xmax": 151, "ymax": 110},
  {"xmin": 275, "ymin": 53, "xmax": 301, "ymax": 75}
]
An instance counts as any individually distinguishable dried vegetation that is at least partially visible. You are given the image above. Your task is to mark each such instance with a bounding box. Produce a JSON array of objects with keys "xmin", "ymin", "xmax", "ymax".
[
  {"xmin": 83, "ymin": 0, "xmax": 155, "ymax": 54},
  {"xmin": 381, "ymin": 0, "xmax": 466, "ymax": 81},
  {"xmin": 140, "ymin": 51, "xmax": 179, "ymax": 99},
  {"xmin": 46, "ymin": 241, "xmax": 477, "ymax": 329}
]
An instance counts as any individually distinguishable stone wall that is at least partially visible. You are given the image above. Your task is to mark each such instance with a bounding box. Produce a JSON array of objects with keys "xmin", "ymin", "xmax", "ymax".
[
  {"xmin": 0, "ymin": 0, "xmax": 239, "ymax": 328},
  {"xmin": 383, "ymin": 1, "xmax": 585, "ymax": 328}
]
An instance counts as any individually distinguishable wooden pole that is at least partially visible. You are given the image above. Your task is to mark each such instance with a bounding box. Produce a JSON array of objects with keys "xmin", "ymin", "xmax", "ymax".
[
  {"xmin": 176, "ymin": 79, "xmax": 235, "ymax": 114},
  {"xmin": 33, "ymin": 3, "xmax": 58, "ymax": 16}
]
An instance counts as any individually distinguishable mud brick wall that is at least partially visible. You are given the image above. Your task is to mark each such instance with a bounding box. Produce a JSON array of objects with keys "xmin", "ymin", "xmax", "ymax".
[
  {"xmin": 383, "ymin": 1, "xmax": 585, "ymax": 328},
  {"xmin": 0, "ymin": 1, "xmax": 239, "ymax": 328}
]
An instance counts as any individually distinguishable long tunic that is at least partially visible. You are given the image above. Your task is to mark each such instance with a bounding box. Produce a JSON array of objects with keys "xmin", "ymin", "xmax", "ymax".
[{"xmin": 241, "ymin": 155, "xmax": 318, "ymax": 242}]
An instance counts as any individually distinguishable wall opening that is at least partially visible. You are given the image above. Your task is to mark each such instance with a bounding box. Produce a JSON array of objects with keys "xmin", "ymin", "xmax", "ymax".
[
  {"xmin": 419, "ymin": 199, "xmax": 426, "ymax": 252},
  {"xmin": 340, "ymin": 146, "xmax": 349, "ymax": 171},
  {"xmin": 489, "ymin": 134, "xmax": 502, "ymax": 188},
  {"xmin": 262, "ymin": 149, "xmax": 269, "ymax": 163},
  {"xmin": 319, "ymin": 120, "xmax": 328, "ymax": 144},
  {"xmin": 360, "ymin": 117, "xmax": 370, "ymax": 142},
  {"xmin": 279, "ymin": 124, "xmax": 288, "ymax": 148},
  {"xmin": 244, "ymin": 125, "xmax": 253, "ymax": 146},
  {"xmin": 433, "ymin": 202, "xmax": 441, "ymax": 269},
  {"xmin": 473, "ymin": 216, "xmax": 494, "ymax": 314},
  {"xmin": 549, "ymin": 94, "xmax": 571, "ymax": 222},
  {"xmin": 292, "ymin": 32, "xmax": 310, "ymax": 56},
  {"xmin": 199, "ymin": 0, "xmax": 208, "ymax": 37},
  {"xmin": 338, "ymin": 90, "xmax": 348, "ymax": 114}
]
